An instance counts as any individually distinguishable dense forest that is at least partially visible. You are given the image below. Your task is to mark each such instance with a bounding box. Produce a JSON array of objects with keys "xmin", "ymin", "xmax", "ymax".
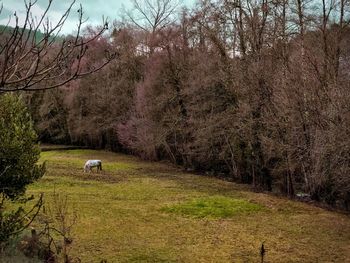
[{"xmin": 23, "ymin": 0, "xmax": 350, "ymax": 209}]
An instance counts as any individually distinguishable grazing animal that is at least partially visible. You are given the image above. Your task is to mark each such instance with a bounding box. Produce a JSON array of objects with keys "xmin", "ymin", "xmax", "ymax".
[{"xmin": 84, "ymin": 160, "xmax": 102, "ymax": 173}]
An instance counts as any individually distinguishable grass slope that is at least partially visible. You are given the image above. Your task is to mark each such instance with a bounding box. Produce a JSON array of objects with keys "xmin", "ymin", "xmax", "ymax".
[{"xmin": 23, "ymin": 149, "xmax": 350, "ymax": 262}]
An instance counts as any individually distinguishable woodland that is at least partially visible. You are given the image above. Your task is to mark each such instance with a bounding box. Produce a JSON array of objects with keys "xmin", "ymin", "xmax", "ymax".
[{"xmin": 2, "ymin": 0, "xmax": 350, "ymax": 208}]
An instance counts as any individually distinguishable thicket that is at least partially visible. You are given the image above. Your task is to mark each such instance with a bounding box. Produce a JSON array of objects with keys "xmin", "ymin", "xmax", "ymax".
[{"xmin": 25, "ymin": 0, "xmax": 350, "ymax": 209}]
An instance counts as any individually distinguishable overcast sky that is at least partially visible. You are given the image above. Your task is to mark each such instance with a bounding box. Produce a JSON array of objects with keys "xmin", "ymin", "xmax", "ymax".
[{"xmin": 0, "ymin": 0, "xmax": 195, "ymax": 35}]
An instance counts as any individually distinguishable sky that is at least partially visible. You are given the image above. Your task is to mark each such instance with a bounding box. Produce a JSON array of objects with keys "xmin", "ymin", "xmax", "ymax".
[{"xmin": 0, "ymin": 0, "xmax": 196, "ymax": 35}]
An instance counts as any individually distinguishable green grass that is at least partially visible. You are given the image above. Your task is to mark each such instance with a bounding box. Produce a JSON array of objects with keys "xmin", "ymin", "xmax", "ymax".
[
  {"xmin": 162, "ymin": 196, "xmax": 263, "ymax": 219},
  {"xmin": 17, "ymin": 149, "xmax": 350, "ymax": 262}
]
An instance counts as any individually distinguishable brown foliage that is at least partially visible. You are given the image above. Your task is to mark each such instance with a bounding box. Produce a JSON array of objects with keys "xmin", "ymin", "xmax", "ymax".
[{"xmin": 26, "ymin": 0, "xmax": 350, "ymax": 209}]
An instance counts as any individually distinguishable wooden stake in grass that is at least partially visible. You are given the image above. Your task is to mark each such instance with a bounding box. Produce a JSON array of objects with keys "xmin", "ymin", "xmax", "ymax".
[{"xmin": 260, "ymin": 242, "xmax": 266, "ymax": 263}]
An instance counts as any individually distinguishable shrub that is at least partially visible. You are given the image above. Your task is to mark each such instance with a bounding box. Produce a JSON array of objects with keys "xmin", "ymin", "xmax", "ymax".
[{"xmin": 0, "ymin": 94, "xmax": 45, "ymax": 249}]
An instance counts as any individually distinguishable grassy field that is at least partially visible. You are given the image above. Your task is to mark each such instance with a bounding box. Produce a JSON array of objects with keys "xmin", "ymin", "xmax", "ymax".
[{"xmin": 22, "ymin": 149, "xmax": 350, "ymax": 262}]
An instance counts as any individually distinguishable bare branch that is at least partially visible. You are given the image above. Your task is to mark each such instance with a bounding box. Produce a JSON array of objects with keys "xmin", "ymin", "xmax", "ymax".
[{"xmin": 0, "ymin": 0, "xmax": 114, "ymax": 92}]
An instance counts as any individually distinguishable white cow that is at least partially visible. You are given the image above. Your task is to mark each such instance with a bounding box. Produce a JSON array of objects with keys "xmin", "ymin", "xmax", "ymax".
[{"xmin": 84, "ymin": 160, "xmax": 102, "ymax": 173}]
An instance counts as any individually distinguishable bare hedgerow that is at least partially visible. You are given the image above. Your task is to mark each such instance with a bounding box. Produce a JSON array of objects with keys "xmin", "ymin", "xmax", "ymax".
[{"xmin": 19, "ymin": 191, "xmax": 79, "ymax": 262}]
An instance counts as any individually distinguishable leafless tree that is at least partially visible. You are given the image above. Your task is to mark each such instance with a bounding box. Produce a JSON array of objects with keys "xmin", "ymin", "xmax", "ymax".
[
  {"xmin": 124, "ymin": 0, "xmax": 182, "ymax": 53},
  {"xmin": 0, "ymin": 0, "xmax": 115, "ymax": 93},
  {"xmin": 126, "ymin": 0, "xmax": 182, "ymax": 33}
]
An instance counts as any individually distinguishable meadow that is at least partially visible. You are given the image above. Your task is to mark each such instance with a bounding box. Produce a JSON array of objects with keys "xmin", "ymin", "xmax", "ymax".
[{"xmin": 20, "ymin": 149, "xmax": 350, "ymax": 262}]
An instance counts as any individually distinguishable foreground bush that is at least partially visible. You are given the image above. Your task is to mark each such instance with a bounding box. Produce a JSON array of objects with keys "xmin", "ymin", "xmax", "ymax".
[{"xmin": 0, "ymin": 94, "xmax": 45, "ymax": 249}]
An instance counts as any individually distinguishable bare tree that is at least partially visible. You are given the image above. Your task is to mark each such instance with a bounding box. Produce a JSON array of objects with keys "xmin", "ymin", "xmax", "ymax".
[
  {"xmin": 124, "ymin": 0, "xmax": 182, "ymax": 53},
  {"xmin": 0, "ymin": 0, "xmax": 115, "ymax": 93},
  {"xmin": 126, "ymin": 0, "xmax": 181, "ymax": 33}
]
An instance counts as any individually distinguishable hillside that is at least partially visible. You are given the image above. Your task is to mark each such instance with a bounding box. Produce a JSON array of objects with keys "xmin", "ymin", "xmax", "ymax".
[
  {"xmin": 0, "ymin": 25, "xmax": 63, "ymax": 43},
  {"xmin": 14, "ymin": 149, "xmax": 350, "ymax": 262}
]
